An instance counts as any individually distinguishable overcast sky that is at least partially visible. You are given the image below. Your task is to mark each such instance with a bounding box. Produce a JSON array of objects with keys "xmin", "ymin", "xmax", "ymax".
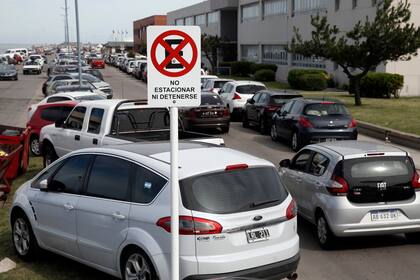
[{"xmin": 0, "ymin": 0, "xmax": 202, "ymax": 44}]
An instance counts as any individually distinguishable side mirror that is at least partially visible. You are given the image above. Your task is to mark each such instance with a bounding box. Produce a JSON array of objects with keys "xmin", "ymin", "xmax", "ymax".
[
  {"xmin": 279, "ymin": 159, "xmax": 291, "ymax": 168},
  {"xmin": 48, "ymin": 180, "xmax": 66, "ymax": 192},
  {"xmin": 281, "ymin": 111, "xmax": 288, "ymax": 116},
  {"xmin": 55, "ymin": 119, "xmax": 64, "ymax": 128},
  {"xmin": 39, "ymin": 179, "xmax": 48, "ymax": 191},
  {"xmin": 247, "ymin": 98, "xmax": 255, "ymax": 104}
]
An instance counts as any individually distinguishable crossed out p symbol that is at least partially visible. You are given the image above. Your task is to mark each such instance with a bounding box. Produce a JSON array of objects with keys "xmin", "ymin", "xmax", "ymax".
[{"xmin": 164, "ymin": 39, "xmax": 184, "ymax": 69}]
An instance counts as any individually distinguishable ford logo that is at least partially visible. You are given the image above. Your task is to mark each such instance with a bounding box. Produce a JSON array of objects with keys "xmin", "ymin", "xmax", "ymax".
[{"xmin": 253, "ymin": 215, "xmax": 263, "ymax": 221}]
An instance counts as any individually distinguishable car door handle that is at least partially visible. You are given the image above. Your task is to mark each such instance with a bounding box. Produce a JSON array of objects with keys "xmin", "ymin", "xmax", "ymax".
[
  {"xmin": 92, "ymin": 138, "xmax": 98, "ymax": 145},
  {"xmin": 64, "ymin": 203, "xmax": 74, "ymax": 211},
  {"xmin": 112, "ymin": 212, "xmax": 126, "ymax": 221},
  {"xmin": 75, "ymin": 135, "xmax": 80, "ymax": 141}
]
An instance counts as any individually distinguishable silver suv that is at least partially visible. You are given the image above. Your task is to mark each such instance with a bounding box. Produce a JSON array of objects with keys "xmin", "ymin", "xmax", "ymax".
[{"xmin": 279, "ymin": 141, "xmax": 420, "ymax": 249}]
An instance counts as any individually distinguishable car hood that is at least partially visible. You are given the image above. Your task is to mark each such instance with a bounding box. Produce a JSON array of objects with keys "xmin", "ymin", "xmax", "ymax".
[
  {"xmin": 0, "ymin": 69, "xmax": 16, "ymax": 74},
  {"xmin": 92, "ymin": 81, "xmax": 110, "ymax": 88}
]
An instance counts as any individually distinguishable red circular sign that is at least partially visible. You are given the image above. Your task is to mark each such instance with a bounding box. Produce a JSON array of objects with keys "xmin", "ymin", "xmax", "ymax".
[{"xmin": 150, "ymin": 30, "xmax": 198, "ymax": 78}]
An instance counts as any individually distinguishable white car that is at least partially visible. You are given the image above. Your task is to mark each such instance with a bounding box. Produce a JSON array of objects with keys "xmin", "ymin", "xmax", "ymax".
[
  {"xmin": 10, "ymin": 142, "xmax": 299, "ymax": 279},
  {"xmin": 219, "ymin": 81, "xmax": 267, "ymax": 119},
  {"xmin": 28, "ymin": 55, "xmax": 45, "ymax": 67},
  {"xmin": 201, "ymin": 75, "xmax": 218, "ymax": 87},
  {"xmin": 202, "ymin": 78, "xmax": 234, "ymax": 94},
  {"xmin": 23, "ymin": 61, "xmax": 42, "ymax": 75}
]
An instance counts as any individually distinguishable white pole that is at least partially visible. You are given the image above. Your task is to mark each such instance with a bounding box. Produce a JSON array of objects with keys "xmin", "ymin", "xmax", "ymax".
[
  {"xmin": 170, "ymin": 106, "xmax": 179, "ymax": 280},
  {"xmin": 74, "ymin": 0, "xmax": 82, "ymax": 88}
]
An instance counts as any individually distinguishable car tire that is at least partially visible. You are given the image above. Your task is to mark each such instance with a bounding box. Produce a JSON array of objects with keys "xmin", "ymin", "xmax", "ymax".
[
  {"xmin": 291, "ymin": 131, "xmax": 302, "ymax": 152},
  {"xmin": 121, "ymin": 248, "xmax": 157, "ymax": 280},
  {"xmin": 405, "ymin": 232, "xmax": 420, "ymax": 243},
  {"xmin": 221, "ymin": 126, "xmax": 230, "ymax": 133},
  {"xmin": 259, "ymin": 117, "xmax": 268, "ymax": 135},
  {"xmin": 30, "ymin": 135, "xmax": 41, "ymax": 156},
  {"xmin": 316, "ymin": 213, "xmax": 336, "ymax": 250},
  {"xmin": 271, "ymin": 124, "xmax": 279, "ymax": 141},
  {"xmin": 12, "ymin": 212, "xmax": 39, "ymax": 261},
  {"xmin": 23, "ymin": 71, "xmax": 26, "ymax": 75},
  {"xmin": 242, "ymin": 111, "xmax": 250, "ymax": 128},
  {"xmin": 43, "ymin": 143, "xmax": 58, "ymax": 167}
]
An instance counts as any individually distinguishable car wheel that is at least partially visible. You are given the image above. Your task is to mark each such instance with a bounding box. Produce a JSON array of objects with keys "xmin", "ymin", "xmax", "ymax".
[
  {"xmin": 291, "ymin": 131, "xmax": 301, "ymax": 152},
  {"xmin": 122, "ymin": 248, "xmax": 157, "ymax": 280},
  {"xmin": 221, "ymin": 126, "xmax": 230, "ymax": 133},
  {"xmin": 259, "ymin": 117, "xmax": 268, "ymax": 135},
  {"xmin": 242, "ymin": 111, "xmax": 250, "ymax": 128},
  {"xmin": 30, "ymin": 135, "xmax": 41, "ymax": 156},
  {"xmin": 12, "ymin": 212, "xmax": 39, "ymax": 261},
  {"xmin": 316, "ymin": 214, "xmax": 336, "ymax": 250},
  {"xmin": 43, "ymin": 144, "xmax": 58, "ymax": 167},
  {"xmin": 271, "ymin": 124, "xmax": 279, "ymax": 141},
  {"xmin": 405, "ymin": 232, "xmax": 420, "ymax": 243}
]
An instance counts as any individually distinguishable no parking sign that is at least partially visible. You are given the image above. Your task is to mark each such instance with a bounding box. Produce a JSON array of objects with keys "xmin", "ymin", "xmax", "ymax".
[{"xmin": 147, "ymin": 26, "xmax": 201, "ymax": 107}]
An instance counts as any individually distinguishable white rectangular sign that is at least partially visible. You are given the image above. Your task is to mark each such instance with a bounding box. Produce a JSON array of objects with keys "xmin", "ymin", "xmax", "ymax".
[{"xmin": 147, "ymin": 26, "xmax": 201, "ymax": 107}]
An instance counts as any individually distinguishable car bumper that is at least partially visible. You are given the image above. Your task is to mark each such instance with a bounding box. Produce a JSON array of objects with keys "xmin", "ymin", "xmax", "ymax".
[
  {"xmin": 322, "ymin": 193, "xmax": 420, "ymax": 237},
  {"xmin": 186, "ymin": 118, "xmax": 230, "ymax": 129},
  {"xmin": 184, "ymin": 253, "xmax": 300, "ymax": 280},
  {"xmin": 0, "ymin": 75, "xmax": 16, "ymax": 80},
  {"xmin": 300, "ymin": 128, "xmax": 358, "ymax": 144}
]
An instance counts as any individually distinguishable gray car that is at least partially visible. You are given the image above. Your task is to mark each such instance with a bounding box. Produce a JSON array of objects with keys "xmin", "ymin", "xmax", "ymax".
[{"xmin": 279, "ymin": 141, "xmax": 420, "ymax": 249}]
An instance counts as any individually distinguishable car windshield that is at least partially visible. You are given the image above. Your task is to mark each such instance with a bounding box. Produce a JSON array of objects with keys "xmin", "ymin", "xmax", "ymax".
[
  {"xmin": 82, "ymin": 74, "xmax": 100, "ymax": 83},
  {"xmin": 304, "ymin": 103, "xmax": 350, "ymax": 116},
  {"xmin": 270, "ymin": 95, "xmax": 302, "ymax": 104},
  {"xmin": 75, "ymin": 95, "xmax": 105, "ymax": 101},
  {"xmin": 0, "ymin": 65, "xmax": 14, "ymax": 71},
  {"xmin": 201, "ymin": 94, "xmax": 223, "ymax": 106},
  {"xmin": 236, "ymin": 85, "xmax": 266, "ymax": 94},
  {"xmin": 345, "ymin": 157, "xmax": 411, "ymax": 179}
]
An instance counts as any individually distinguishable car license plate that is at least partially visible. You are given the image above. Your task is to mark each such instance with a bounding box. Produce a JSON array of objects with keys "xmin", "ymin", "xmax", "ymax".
[
  {"xmin": 371, "ymin": 210, "xmax": 398, "ymax": 222},
  {"xmin": 246, "ymin": 228, "xmax": 270, "ymax": 243}
]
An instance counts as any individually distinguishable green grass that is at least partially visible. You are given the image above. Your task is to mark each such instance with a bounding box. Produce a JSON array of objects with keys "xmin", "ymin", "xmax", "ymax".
[{"xmin": 0, "ymin": 157, "xmax": 114, "ymax": 280}]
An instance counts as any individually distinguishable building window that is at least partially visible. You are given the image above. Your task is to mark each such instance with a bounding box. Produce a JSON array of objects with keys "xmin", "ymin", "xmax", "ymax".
[
  {"xmin": 241, "ymin": 3, "xmax": 260, "ymax": 21},
  {"xmin": 262, "ymin": 45, "xmax": 288, "ymax": 65},
  {"xmin": 293, "ymin": 0, "xmax": 327, "ymax": 13},
  {"xmin": 185, "ymin": 16, "xmax": 194, "ymax": 25},
  {"xmin": 208, "ymin": 11, "xmax": 219, "ymax": 24},
  {"xmin": 263, "ymin": 0, "xmax": 287, "ymax": 17},
  {"xmin": 335, "ymin": 0, "xmax": 340, "ymax": 11},
  {"xmin": 195, "ymin": 14, "xmax": 206, "ymax": 26},
  {"xmin": 292, "ymin": 54, "xmax": 326, "ymax": 68},
  {"xmin": 352, "ymin": 0, "xmax": 358, "ymax": 9},
  {"xmin": 241, "ymin": 45, "xmax": 259, "ymax": 62},
  {"xmin": 175, "ymin": 18, "xmax": 184, "ymax": 26}
]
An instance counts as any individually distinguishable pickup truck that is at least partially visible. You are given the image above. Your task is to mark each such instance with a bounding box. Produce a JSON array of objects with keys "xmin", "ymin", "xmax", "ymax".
[{"xmin": 40, "ymin": 99, "xmax": 224, "ymax": 166}]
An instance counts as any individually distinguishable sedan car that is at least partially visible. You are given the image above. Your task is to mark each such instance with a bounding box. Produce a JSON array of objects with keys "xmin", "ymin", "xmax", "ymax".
[
  {"xmin": 242, "ymin": 90, "xmax": 302, "ymax": 134},
  {"xmin": 271, "ymin": 99, "xmax": 358, "ymax": 151},
  {"xmin": 180, "ymin": 92, "xmax": 230, "ymax": 133},
  {"xmin": 23, "ymin": 61, "xmax": 42, "ymax": 75},
  {"xmin": 279, "ymin": 141, "xmax": 420, "ymax": 249},
  {"xmin": 10, "ymin": 142, "xmax": 299, "ymax": 279},
  {"xmin": 0, "ymin": 65, "xmax": 18, "ymax": 80}
]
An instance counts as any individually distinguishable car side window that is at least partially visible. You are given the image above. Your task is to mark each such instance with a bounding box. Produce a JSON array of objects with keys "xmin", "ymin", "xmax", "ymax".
[
  {"xmin": 85, "ymin": 155, "xmax": 131, "ymax": 201},
  {"xmin": 259, "ymin": 93, "xmax": 268, "ymax": 104},
  {"xmin": 41, "ymin": 107, "xmax": 64, "ymax": 122},
  {"xmin": 65, "ymin": 106, "xmax": 86, "ymax": 131},
  {"xmin": 252, "ymin": 92, "xmax": 261, "ymax": 103},
  {"xmin": 281, "ymin": 101, "xmax": 294, "ymax": 115},
  {"xmin": 308, "ymin": 152, "xmax": 330, "ymax": 176},
  {"xmin": 290, "ymin": 101, "xmax": 303, "ymax": 115},
  {"xmin": 49, "ymin": 155, "xmax": 92, "ymax": 194},
  {"xmin": 291, "ymin": 149, "xmax": 312, "ymax": 172},
  {"xmin": 47, "ymin": 96, "xmax": 71, "ymax": 103},
  {"xmin": 132, "ymin": 165, "xmax": 167, "ymax": 204},
  {"xmin": 31, "ymin": 162, "xmax": 62, "ymax": 189},
  {"xmin": 87, "ymin": 108, "xmax": 104, "ymax": 134}
]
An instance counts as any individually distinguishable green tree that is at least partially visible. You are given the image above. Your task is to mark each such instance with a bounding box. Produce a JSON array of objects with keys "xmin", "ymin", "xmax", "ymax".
[
  {"xmin": 290, "ymin": 0, "xmax": 420, "ymax": 105},
  {"xmin": 138, "ymin": 42, "xmax": 147, "ymax": 55},
  {"xmin": 201, "ymin": 33, "xmax": 222, "ymax": 72}
]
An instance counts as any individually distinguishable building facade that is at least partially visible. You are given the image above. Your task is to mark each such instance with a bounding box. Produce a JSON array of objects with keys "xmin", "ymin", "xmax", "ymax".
[{"xmin": 133, "ymin": 15, "xmax": 167, "ymax": 53}]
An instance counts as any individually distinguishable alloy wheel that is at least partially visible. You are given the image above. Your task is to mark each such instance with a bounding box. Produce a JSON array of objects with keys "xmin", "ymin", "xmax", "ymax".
[
  {"xmin": 30, "ymin": 137, "xmax": 40, "ymax": 156},
  {"xmin": 13, "ymin": 218, "xmax": 30, "ymax": 256},
  {"xmin": 125, "ymin": 253, "xmax": 152, "ymax": 280},
  {"xmin": 317, "ymin": 216, "xmax": 328, "ymax": 245}
]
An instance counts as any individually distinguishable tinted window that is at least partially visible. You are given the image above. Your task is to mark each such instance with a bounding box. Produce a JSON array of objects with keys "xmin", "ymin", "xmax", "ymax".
[
  {"xmin": 213, "ymin": 80, "xmax": 229, "ymax": 89},
  {"xmin": 308, "ymin": 152, "xmax": 329, "ymax": 176},
  {"xmin": 31, "ymin": 162, "xmax": 62, "ymax": 189},
  {"xmin": 201, "ymin": 94, "xmax": 223, "ymax": 106},
  {"xmin": 180, "ymin": 167, "xmax": 288, "ymax": 214},
  {"xmin": 132, "ymin": 166, "xmax": 167, "ymax": 204},
  {"xmin": 348, "ymin": 158, "xmax": 410, "ymax": 178},
  {"xmin": 115, "ymin": 108, "xmax": 170, "ymax": 133},
  {"xmin": 55, "ymin": 76, "xmax": 71, "ymax": 81},
  {"xmin": 236, "ymin": 85, "xmax": 266, "ymax": 94},
  {"xmin": 88, "ymin": 108, "xmax": 104, "ymax": 134},
  {"xmin": 270, "ymin": 95, "xmax": 302, "ymax": 104},
  {"xmin": 66, "ymin": 106, "xmax": 86, "ymax": 131},
  {"xmin": 259, "ymin": 93, "xmax": 268, "ymax": 104},
  {"xmin": 50, "ymin": 155, "xmax": 91, "ymax": 194},
  {"xmin": 304, "ymin": 103, "xmax": 350, "ymax": 116},
  {"xmin": 281, "ymin": 100, "xmax": 294, "ymax": 114},
  {"xmin": 47, "ymin": 96, "xmax": 71, "ymax": 103},
  {"xmin": 292, "ymin": 150, "xmax": 312, "ymax": 172},
  {"xmin": 41, "ymin": 106, "xmax": 70, "ymax": 122},
  {"xmin": 252, "ymin": 92, "xmax": 261, "ymax": 103},
  {"xmin": 86, "ymin": 156, "xmax": 131, "ymax": 201},
  {"xmin": 290, "ymin": 101, "xmax": 303, "ymax": 114}
]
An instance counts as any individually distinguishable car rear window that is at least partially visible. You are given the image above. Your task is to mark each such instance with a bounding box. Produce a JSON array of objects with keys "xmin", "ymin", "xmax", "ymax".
[
  {"xmin": 201, "ymin": 94, "xmax": 223, "ymax": 106},
  {"xmin": 180, "ymin": 167, "xmax": 288, "ymax": 214},
  {"xmin": 236, "ymin": 85, "xmax": 266, "ymax": 94},
  {"xmin": 304, "ymin": 103, "xmax": 349, "ymax": 116},
  {"xmin": 75, "ymin": 95, "xmax": 106, "ymax": 101},
  {"xmin": 346, "ymin": 157, "xmax": 411, "ymax": 178},
  {"xmin": 270, "ymin": 95, "xmax": 302, "ymax": 104},
  {"xmin": 115, "ymin": 108, "xmax": 170, "ymax": 133}
]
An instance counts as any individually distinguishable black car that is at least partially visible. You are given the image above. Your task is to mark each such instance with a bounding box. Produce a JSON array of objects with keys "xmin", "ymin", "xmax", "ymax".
[
  {"xmin": 242, "ymin": 90, "xmax": 302, "ymax": 134},
  {"xmin": 0, "ymin": 65, "xmax": 18, "ymax": 81},
  {"xmin": 271, "ymin": 99, "xmax": 358, "ymax": 151}
]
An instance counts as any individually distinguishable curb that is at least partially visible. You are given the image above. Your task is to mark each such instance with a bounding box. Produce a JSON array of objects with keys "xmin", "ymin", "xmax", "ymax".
[{"xmin": 357, "ymin": 121, "xmax": 420, "ymax": 151}]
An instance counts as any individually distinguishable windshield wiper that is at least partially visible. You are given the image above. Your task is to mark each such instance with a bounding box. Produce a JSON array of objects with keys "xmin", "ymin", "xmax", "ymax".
[{"xmin": 250, "ymin": 198, "xmax": 281, "ymax": 208}]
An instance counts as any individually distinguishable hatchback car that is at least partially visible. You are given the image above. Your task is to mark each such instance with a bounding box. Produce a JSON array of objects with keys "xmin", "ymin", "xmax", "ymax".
[
  {"xmin": 279, "ymin": 141, "xmax": 420, "ymax": 249},
  {"xmin": 242, "ymin": 90, "xmax": 302, "ymax": 134},
  {"xmin": 271, "ymin": 99, "xmax": 357, "ymax": 151},
  {"xmin": 0, "ymin": 64, "xmax": 18, "ymax": 80},
  {"xmin": 10, "ymin": 142, "xmax": 299, "ymax": 279}
]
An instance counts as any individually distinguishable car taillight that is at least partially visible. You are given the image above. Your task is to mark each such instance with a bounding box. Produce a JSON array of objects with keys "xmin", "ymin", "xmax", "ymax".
[
  {"xmin": 286, "ymin": 199, "xmax": 297, "ymax": 220},
  {"xmin": 187, "ymin": 109, "xmax": 196, "ymax": 118},
  {"xmin": 327, "ymin": 175, "xmax": 349, "ymax": 196},
  {"xmin": 266, "ymin": 105, "xmax": 278, "ymax": 112},
  {"xmin": 412, "ymin": 170, "xmax": 420, "ymax": 190},
  {"xmin": 225, "ymin": 163, "xmax": 248, "ymax": 171},
  {"xmin": 348, "ymin": 118, "xmax": 357, "ymax": 128},
  {"xmin": 156, "ymin": 216, "xmax": 222, "ymax": 235},
  {"xmin": 298, "ymin": 116, "xmax": 313, "ymax": 128},
  {"xmin": 223, "ymin": 108, "xmax": 230, "ymax": 117},
  {"xmin": 233, "ymin": 92, "xmax": 241, "ymax": 100}
]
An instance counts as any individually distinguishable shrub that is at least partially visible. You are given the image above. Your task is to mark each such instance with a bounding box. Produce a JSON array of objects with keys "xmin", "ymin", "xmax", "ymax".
[
  {"xmin": 218, "ymin": 61, "xmax": 233, "ymax": 67},
  {"xmin": 255, "ymin": 69, "xmax": 276, "ymax": 82},
  {"xmin": 360, "ymin": 72, "xmax": 404, "ymax": 98},
  {"xmin": 298, "ymin": 73, "xmax": 328, "ymax": 91},
  {"xmin": 288, "ymin": 69, "xmax": 328, "ymax": 89},
  {"xmin": 251, "ymin": 63, "xmax": 278, "ymax": 74},
  {"xmin": 230, "ymin": 61, "xmax": 255, "ymax": 77}
]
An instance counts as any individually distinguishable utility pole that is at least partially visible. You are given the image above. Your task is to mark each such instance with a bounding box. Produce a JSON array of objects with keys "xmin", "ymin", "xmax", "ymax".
[
  {"xmin": 75, "ymin": 0, "xmax": 82, "ymax": 87},
  {"xmin": 64, "ymin": 0, "xmax": 70, "ymax": 52}
]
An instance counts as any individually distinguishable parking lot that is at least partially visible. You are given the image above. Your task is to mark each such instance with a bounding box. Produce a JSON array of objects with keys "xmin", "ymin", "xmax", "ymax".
[{"xmin": 1, "ymin": 62, "xmax": 420, "ymax": 280}]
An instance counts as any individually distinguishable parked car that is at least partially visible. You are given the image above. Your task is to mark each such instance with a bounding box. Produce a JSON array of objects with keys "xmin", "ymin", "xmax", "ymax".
[
  {"xmin": 0, "ymin": 65, "xmax": 18, "ymax": 81},
  {"xmin": 242, "ymin": 90, "xmax": 303, "ymax": 134},
  {"xmin": 27, "ymin": 101, "xmax": 77, "ymax": 156},
  {"xmin": 40, "ymin": 99, "xmax": 224, "ymax": 166},
  {"xmin": 271, "ymin": 99, "xmax": 358, "ymax": 151},
  {"xmin": 201, "ymin": 75, "xmax": 218, "ymax": 87},
  {"xmin": 10, "ymin": 142, "xmax": 299, "ymax": 279},
  {"xmin": 133, "ymin": 61, "xmax": 147, "ymax": 79},
  {"xmin": 126, "ymin": 60, "xmax": 138, "ymax": 75},
  {"xmin": 83, "ymin": 68, "xmax": 104, "ymax": 81},
  {"xmin": 180, "ymin": 92, "xmax": 230, "ymax": 133},
  {"xmin": 23, "ymin": 61, "xmax": 42, "ymax": 75},
  {"xmin": 28, "ymin": 55, "xmax": 45, "ymax": 67},
  {"xmin": 91, "ymin": 58, "xmax": 105, "ymax": 69},
  {"xmin": 279, "ymin": 141, "xmax": 420, "ymax": 249},
  {"xmin": 42, "ymin": 74, "xmax": 76, "ymax": 95},
  {"xmin": 68, "ymin": 73, "xmax": 113, "ymax": 97},
  {"xmin": 202, "ymin": 78, "xmax": 233, "ymax": 94},
  {"xmin": 141, "ymin": 63, "xmax": 147, "ymax": 82},
  {"xmin": 219, "ymin": 81, "xmax": 267, "ymax": 120}
]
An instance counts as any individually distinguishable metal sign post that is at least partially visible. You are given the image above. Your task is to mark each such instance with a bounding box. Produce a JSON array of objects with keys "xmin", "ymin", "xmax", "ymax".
[{"xmin": 147, "ymin": 26, "xmax": 201, "ymax": 280}]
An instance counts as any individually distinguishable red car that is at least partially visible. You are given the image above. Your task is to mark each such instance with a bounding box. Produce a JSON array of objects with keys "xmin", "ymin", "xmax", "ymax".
[
  {"xmin": 26, "ymin": 101, "xmax": 77, "ymax": 156},
  {"xmin": 91, "ymin": 58, "xmax": 105, "ymax": 69}
]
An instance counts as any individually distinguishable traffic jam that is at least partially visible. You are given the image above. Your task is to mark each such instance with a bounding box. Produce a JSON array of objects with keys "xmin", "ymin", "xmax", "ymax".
[{"xmin": 1, "ymin": 22, "xmax": 420, "ymax": 280}]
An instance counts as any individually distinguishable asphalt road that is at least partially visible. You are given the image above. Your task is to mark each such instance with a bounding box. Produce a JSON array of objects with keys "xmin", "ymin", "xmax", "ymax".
[{"xmin": 1, "ymin": 64, "xmax": 420, "ymax": 280}]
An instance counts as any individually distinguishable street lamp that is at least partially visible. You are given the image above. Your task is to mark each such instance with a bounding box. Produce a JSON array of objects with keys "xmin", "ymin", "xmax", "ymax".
[{"xmin": 74, "ymin": 0, "xmax": 82, "ymax": 87}]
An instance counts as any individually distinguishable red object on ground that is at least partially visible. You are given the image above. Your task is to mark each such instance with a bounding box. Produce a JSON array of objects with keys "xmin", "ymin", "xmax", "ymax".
[{"xmin": 91, "ymin": 59, "xmax": 105, "ymax": 69}]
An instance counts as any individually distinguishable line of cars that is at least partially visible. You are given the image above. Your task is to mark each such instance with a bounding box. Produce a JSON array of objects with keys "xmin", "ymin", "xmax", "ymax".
[{"xmin": 104, "ymin": 53, "xmax": 148, "ymax": 82}]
